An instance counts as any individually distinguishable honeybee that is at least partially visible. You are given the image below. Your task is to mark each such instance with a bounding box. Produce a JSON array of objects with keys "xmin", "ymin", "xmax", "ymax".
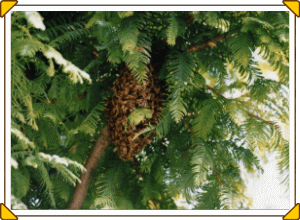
[
  {"xmin": 125, "ymin": 94, "xmax": 135, "ymax": 99},
  {"xmin": 153, "ymin": 87, "xmax": 160, "ymax": 94},
  {"xmin": 128, "ymin": 136, "xmax": 133, "ymax": 142},
  {"xmin": 121, "ymin": 147, "xmax": 127, "ymax": 155},
  {"xmin": 121, "ymin": 105, "xmax": 128, "ymax": 113},
  {"xmin": 135, "ymin": 85, "xmax": 144, "ymax": 91},
  {"xmin": 135, "ymin": 99, "xmax": 142, "ymax": 105},
  {"xmin": 120, "ymin": 142, "xmax": 127, "ymax": 148},
  {"xmin": 139, "ymin": 92, "xmax": 147, "ymax": 99},
  {"xmin": 123, "ymin": 87, "xmax": 130, "ymax": 96},
  {"xmin": 150, "ymin": 93, "xmax": 155, "ymax": 100},
  {"xmin": 149, "ymin": 65, "xmax": 154, "ymax": 72}
]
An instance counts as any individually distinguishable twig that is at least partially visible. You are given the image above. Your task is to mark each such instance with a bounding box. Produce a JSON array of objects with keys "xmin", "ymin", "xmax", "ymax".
[
  {"xmin": 247, "ymin": 112, "xmax": 279, "ymax": 129},
  {"xmin": 205, "ymin": 85, "xmax": 226, "ymax": 99},
  {"xmin": 187, "ymin": 32, "xmax": 233, "ymax": 53},
  {"xmin": 133, "ymin": 157, "xmax": 144, "ymax": 179},
  {"xmin": 212, "ymin": 166, "xmax": 224, "ymax": 186},
  {"xmin": 205, "ymin": 85, "xmax": 280, "ymax": 130},
  {"xmin": 185, "ymin": 28, "xmax": 278, "ymax": 130},
  {"xmin": 152, "ymin": 200, "xmax": 159, "ymax": 209},
  {"xmin": 182, "ymin": 119, "xmax": 195, "ymax": 136}
]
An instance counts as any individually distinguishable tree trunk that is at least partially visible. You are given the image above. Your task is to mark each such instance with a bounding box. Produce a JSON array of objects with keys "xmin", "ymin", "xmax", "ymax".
[{"xmin": 68, "ymin": 125, "xmax": 110, "ymax": 209}]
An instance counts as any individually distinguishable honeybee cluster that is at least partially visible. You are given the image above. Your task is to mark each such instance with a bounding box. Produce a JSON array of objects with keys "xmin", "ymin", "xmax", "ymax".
[{"xmin": 105, "ymin": 65, "xmax": 163, "ymax": 161}]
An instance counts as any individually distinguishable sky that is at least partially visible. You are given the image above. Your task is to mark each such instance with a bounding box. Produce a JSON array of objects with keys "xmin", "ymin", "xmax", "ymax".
[{"xmin": 244, "ymin": 152, "xmax": 289, "ymax": 209}]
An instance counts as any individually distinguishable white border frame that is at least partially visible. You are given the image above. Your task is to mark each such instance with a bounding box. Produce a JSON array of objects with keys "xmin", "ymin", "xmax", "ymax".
[{"xmin": 2, "ymin": 4, "xmax": 296, "ymax": 218}]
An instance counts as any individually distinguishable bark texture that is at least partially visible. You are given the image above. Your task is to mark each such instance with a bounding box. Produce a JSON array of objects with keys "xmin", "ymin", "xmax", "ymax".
[{"xmin": 68, "ymin": 125, "xmax": 110, "ymax": 209}]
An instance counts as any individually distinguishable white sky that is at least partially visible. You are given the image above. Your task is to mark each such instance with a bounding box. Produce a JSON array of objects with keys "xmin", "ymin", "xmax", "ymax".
[{"xmin": 245, "ymin": 152, "xmax": 289, "ymax": 209}]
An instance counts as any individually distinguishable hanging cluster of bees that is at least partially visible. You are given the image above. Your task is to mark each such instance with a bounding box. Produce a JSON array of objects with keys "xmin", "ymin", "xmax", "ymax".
[{"xmin": 105, "ymin": 63, "xmax": 164, "ymax": 161}]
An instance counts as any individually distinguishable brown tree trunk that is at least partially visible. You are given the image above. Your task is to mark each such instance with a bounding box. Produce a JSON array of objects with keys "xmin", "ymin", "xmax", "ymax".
[{"xmin": 68, "ymin": 125, "xmax": 110, "ymax": 209}]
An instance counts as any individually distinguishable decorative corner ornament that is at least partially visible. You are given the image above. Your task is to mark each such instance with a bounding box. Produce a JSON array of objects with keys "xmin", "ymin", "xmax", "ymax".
[
  {"xmin": 0, "ymin": 0, "xmax": 17, "ymax": 17},
  {"xmin": 283, "ymin": 203, "xmax": 300, "ymax": 220},
  {"xmin": 283, "ymin": 0, "xmax": 300, "ymax": 17},
  {"xmin": 0, "ymin": 203, "xmax": 18, "ymax": 220}
]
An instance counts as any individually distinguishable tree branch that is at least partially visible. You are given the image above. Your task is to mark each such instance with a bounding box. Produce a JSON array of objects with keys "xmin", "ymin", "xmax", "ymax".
[
  {"xmin": 186, "ymin": 30, "xmax": 279, "ymax": 130},
  {"xmin": 187, "ymin": 32, "xmax": 233, "ymax": 53},
  {"xmin": 212, "ymin": 166, "xmax": 224, "ymax": 186},
  {"xmin": 186, "ymin": 30, "xmax": 278, "ymax": 128},
  {"xmin": 205, "ymin": 85, "xmax": 226, "ymax": 99},
  {"xmin": 205, "ymin": 85, "xmax": 279, "ymax": 129},
  {"xmin": 68, "ymin": 125, "xmax": 110, "ymax": 209}
]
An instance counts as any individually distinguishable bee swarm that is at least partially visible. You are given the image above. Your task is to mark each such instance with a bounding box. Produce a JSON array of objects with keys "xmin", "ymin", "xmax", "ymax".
[{"xmin": 105, "ymin": 64, "xmax": 163, "ymax": 161}]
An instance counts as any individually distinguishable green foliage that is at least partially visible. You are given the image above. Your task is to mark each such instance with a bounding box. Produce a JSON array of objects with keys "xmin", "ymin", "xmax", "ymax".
[
  {"xmin": 192, "ymin": 11, "xmax": 220, "ymax": 28},
  {"xmin": 125, "ymin": 107, "xmax": 153, "ymax": 131},
  {"xmin": 228, "ymin": 33, "xmax": 254, "ymax": 68},
  {"xmin": 11, "ymin": 11, "xmax": 289, "ymax": 210},
  {"xmin": 166, "ymin": 13, "xmax": 179, "ymax": 46},
  {"xmin": 192, "ymin": 99, "xmax": 223, "ymax": 140},
  {"xmin": 167, "ymin": 51, "xmax": 195, "ymax": 122},
  {"xmin": 12, "ymin": 167, "xmax": 30, "ymax": 199}
]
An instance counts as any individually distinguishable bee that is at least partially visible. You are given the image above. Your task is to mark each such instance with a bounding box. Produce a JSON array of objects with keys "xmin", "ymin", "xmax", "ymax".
[
  {"xmin": 149, "ymin": 65, "xmax": 154, "ymax": 72},
  {"xmin": 121, "ymin": 147, "xmax": 127, "ymax": 155},
  {"xmin": 135, "ymin": 85, "xmax": 144, "ymax": 91},
  {"xmin": 126, "ymin": 94, "xmax": 136, "ymax": 99},
  {"xmin": 150, "ymin": 93, "xmax": 155, "ymax": 100},
  {"xmin": 120, "ymin": 142, "xmax": 127, "ymax": 148},
  {"xmin": 136, "ymin": 99, "xmax": 147, "ymax": 107},
  {"xmin": 128, "ymin": 136, "xmax": 133, "ymax": 142},
  {"xmin": 154, "ymin": 87, "xmax": 160, "ymax": 94},
  {"xmin": 123, "ymin": 87, "xmax": 130, "ymax": 96},
  {"xmin": 121, "ymin": 105, "xmax": 128, "ymax": 113},
  {"xmin": 136, "ymin": 99, "xmax": 143, "ymax": 105}
]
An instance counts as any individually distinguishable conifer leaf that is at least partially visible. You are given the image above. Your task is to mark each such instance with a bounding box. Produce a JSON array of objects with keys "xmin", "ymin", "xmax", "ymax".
[
  {"xmin": 192, "ymin": 99, "xmax": 222, "ymax": 140},
  {"xmin": 204, "ymin": 11, "xmax": 219, "ymax": 27},
  {"xmin": 228, "ymin": 34, "xmax": 253, "ymax": 68},
  {"xmin": 11, "ymin": 167, "xmax": 30, "ymax": 198},
  {"xmin": 107, "ymin": 43, "xmax": 123, "ymax": 64},
  {"xmin": 44, "ymin": 47, "xmax": 92, "ymax": 84},
  {"xmin": 118, "ymin": 16, "xmax": 140, "ymax": 53},
  {"xmin": 118, "ymin": 11, "xmax": 134, "ymax": 18},
  {"xmin": 167, "ymin": 51, "xmax": 195, "ymax": 122},
  {"xmin": 125, "ymin": 107, "xmax": 153, "ymax": 130},
  {"xmin": 86, "ymin": 12, "xmax": 104, "ymax": 28},
  {"xmin": 168, "ymin": 94, "xmax": 187, "ymax": 123},
  {"xmin": 24, "ymin": 11, "xmax": 46, "ymax": 30},
  {"xmin": 47, "ymin": 58, "xmax": 55, "ymax": 77},
  {"xmin": 11, "ymin": 128, "xmax": 36, "ymax": 149},
  {"xmin": 11, "ymin": 158, "xmax": 18, "ymax": 169},
  {"xmin": 192, "ymin": 73, "xmax": 206, "ymax": 90},
  {"xmin": 166, "ymin": 14, "xmax": 179, "ymax": 46}
]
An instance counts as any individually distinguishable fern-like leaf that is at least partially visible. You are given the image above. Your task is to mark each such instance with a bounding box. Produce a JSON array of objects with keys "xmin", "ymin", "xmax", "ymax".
[
  {"xmin": 166, "ymin": 13, "xmax": 179, "ymax": 46},
  {"xmin": 192, "ymin": 99, "xmax": 222, "ymax": 140}
]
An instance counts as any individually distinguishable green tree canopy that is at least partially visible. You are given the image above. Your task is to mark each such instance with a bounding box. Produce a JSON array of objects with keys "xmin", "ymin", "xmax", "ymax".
[{"xmin": 11, "ymin": 11, "xmax": 289, "ymax": 210}]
